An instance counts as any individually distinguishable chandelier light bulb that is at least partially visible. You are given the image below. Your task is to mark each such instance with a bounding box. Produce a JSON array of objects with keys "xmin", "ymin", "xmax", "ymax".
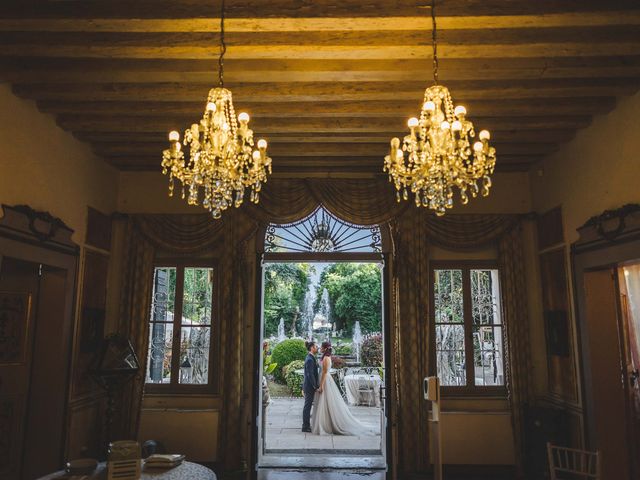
[
  {"xmin": 408, "ymin": 117, "xmax": 419, "ymax": 128},
  {"xmin": 252, "ymin": 150, "xmax": 261, "ymax": 161},
  {"xmin": 473, "ymin": 141, "xmax": 483, "ymax": 152},
  {"xmin": 206, "ymin": 102, "xmax": 216, "ymax": 112},
  {"xmin": 257, "ymin": 139, "xmax": 268, "ymax": 149},
  {"xmin": 238, "ymin": 112, "xmax": 250, "ymax": 123},
  {"xmin": 454, "ymin": 105, "xmax": 467, "ymax": 117},
  {"xmin": 451, "ymin": 120, "xmax": 462, "ymax": 131},
  {"xmin": 440, "ymin": 121, "xmax": 450, "ymax": 130},
  {"xmin": 423, "ymin": 101, "xmax": 436, "ymax": 112},
  {"xmin": 169, "ymin": 130, "xmax": 180, "ymax": 142},
  {"xmin": 479, "ymin": 130, "xmax": 491, "ymax": 141}
]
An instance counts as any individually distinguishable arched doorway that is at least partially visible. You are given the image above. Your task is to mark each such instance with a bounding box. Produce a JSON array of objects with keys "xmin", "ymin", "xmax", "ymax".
[{"xmin": 253, "ymin": 205, "xmax": 393, "ymax": 473}]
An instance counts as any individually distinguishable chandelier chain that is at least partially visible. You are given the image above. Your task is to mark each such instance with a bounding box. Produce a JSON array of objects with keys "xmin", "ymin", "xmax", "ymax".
[
  {"xmin": 218, "ymin": 0, "xmax": 226, "ymax": 87},
  {"xmin": 431, "ymin": 0, "xmax": 438, "ymax": 85}
]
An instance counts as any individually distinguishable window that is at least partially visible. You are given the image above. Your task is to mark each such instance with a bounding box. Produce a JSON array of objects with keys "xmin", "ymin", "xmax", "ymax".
[
  {"xmin": 146, "ymin": 263, "xmax": 215, "ymax": 391},
  {"xmin": 431, "ymin": 262, "xmax": 505, "ymax": 394},
  {"xmin": 265, "ymin": 205, "xmax": 382, "ymax": 253}
]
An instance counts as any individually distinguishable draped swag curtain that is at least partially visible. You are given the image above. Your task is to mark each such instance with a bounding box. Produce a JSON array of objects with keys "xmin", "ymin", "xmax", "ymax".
[{"xmin": 115, "ymin": 179, "xmax": 531, "ymax": 476}]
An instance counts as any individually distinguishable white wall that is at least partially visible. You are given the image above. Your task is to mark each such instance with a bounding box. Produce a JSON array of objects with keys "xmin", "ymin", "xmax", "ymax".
[
  {"xmin": 530, "ymin": 92, "xmax": 640, "ymax": 242},
  {"xmin": 0, "ymin": 83, "xmax": 118, "ymax": 242}
]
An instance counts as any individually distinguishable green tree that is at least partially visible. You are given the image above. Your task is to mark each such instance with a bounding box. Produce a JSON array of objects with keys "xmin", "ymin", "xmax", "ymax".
[
  {"xmin": 318, "ymin": 263, "xmax": 382, "ymax": 334},
  {"xmin": 263, "ymin": 263, "xmax": 312, "ymax": 337}
]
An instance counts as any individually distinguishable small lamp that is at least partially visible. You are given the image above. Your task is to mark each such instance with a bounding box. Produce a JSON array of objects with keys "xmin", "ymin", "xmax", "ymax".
[
  {"xmin": 90, "ymin": 334, "xmax": 140, "ymax": 448},
  {"xmin": 179, "ymin": 357, "xmax": 193, "ymax": 384}
]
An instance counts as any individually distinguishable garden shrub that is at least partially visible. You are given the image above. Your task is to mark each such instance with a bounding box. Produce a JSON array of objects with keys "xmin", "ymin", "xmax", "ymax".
[
  {"xmin": 334, "ymin": 343, "xmax": 352, "ymax": 356},
  {"xmin": 361, "ymin": 333, "xmax": 383, "ymax": 367},
  {"xmin": 331, "ymin": 356, "xmax": 346, "ymax": 370},
  {"xmin": 284, "ymin": 360, "xmax": 305, "ymax": 397},
  {"xmin": 271, "ymin": 338, "xmax": 307, "ymax": 382}
]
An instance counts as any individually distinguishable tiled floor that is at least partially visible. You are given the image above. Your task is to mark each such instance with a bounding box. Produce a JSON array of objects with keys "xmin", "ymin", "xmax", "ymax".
[{"xmin": 264, "ymin": 398, "xmax": 383, "ymax": 454}]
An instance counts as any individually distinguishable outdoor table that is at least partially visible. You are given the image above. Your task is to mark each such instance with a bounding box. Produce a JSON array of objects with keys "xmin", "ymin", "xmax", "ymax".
[
  {"xmin": 344, "ymin": 373, "xmax": 382, "ymax": 407},
  {"xmin": 37, "ymin": 461, "xmax": 216, "ymax": 480}
]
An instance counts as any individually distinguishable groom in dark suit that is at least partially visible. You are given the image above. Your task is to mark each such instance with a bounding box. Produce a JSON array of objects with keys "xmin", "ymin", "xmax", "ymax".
[{"xmin": 302, "ymin": 341, "xmax": 319, "ymax": 432}]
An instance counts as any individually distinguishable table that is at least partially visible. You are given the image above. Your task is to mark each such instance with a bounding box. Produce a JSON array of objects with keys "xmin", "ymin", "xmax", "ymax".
[
  {"xmin": 38, "ymin": 461, "xmax": 216, "ymax": 480},
  {"xmin": 344, "ymin": 373, "xmax": 382, "ymax": 407}
]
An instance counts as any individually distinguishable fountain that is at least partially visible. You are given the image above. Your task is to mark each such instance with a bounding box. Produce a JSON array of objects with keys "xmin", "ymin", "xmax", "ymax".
[
  {"xmin": 277, "ymin": 318, "xmax": 286, "ymax": 343},
  {"xmin": 353, "ymin": 321, "xmax": 363, "ymax": 364},
  {"xmin": 303, "ymin": 288, "xmax": 315, "ymax": 340}
]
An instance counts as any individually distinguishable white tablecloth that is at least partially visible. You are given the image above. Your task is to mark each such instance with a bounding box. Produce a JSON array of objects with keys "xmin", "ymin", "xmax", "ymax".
[
  {"xmin": 38, "ymin": 461, "xmax": 216, "ymax": 480},
  {"xmin": 344, "ymin": 373, "xmax": 382, "ymax": 407}
]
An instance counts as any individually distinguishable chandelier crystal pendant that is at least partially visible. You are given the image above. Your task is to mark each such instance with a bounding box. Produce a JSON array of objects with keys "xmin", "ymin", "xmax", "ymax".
[
  {"xmin": 383, "ymin": 0, "xmax": 496, "ymax": 216},
  {"xmin": 161, "ymin": 0, "xmax": 271, "ymax": 219}
]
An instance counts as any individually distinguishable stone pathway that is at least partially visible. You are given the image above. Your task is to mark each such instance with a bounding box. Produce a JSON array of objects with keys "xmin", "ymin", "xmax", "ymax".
[{"xmin": 264, "ymin": 398, "xmax": 382, "ymax": 454}]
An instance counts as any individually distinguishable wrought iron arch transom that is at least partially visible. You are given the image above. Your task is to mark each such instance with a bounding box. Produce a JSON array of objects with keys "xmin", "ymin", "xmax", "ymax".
[{"xmin": 264, "ymin": 206, "xmax": 382, "ymax": 254}]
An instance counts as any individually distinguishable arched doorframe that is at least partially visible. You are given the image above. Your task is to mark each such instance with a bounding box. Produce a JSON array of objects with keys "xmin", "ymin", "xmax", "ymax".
[{"xmin": 248, "ymin": 205, "xmax": 397, "ymax": 477}]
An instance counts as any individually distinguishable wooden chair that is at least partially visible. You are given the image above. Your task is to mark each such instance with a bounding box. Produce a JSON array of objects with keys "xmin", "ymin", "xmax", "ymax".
[{"xmin": 547, "ymin": 442, "xmax": 601, "ymax": 480}]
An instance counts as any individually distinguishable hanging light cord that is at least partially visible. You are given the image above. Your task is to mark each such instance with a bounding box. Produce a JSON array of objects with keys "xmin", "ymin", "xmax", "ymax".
[
  {"xmin": 431, "ymin": 0, "xmax": 438, "ymax": 85},
  {"xmin": 218, "ymin": 0, "xmax": 226, "ymax": 87}
]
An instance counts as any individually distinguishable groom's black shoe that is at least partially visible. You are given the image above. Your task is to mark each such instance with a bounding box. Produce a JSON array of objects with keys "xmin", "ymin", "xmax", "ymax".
[{"xmin": 302, "ymin": 427, "xmax": 312, "ymax": 433}]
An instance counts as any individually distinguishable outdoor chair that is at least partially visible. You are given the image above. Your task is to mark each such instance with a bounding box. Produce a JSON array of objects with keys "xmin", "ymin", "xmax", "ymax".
[
  {"xmin": 547, "ymin": 442, "xmax": 601, "ymax": 480},
  {"xmin": 337, "ymin": 368, "xmax": 348, "ymax": 401},
  {"xmin": 357, "ymin": 375, "xmax": 376, "ymax": 406}
]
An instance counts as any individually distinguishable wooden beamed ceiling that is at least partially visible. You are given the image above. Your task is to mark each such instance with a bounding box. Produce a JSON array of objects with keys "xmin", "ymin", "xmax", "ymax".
[{"xmin": 1, "ymin": 1, "xmax": 639, "ymax": 177}]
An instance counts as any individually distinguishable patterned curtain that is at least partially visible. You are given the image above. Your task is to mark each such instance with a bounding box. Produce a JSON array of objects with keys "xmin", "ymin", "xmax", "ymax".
[
  {"xmin": 425, "ymin": 213, "xmax": 520, "ymax": 249},
  {"xmin": 499, "ymin": 222, "xmax": 533, "ymax": 478},
  {"xmin": 391, "ymin": 212, "xmax": 431, "ymax": 472},
  {"xmin": 117, "ymin": 218, "xmax": 155, "ymax": 439}
]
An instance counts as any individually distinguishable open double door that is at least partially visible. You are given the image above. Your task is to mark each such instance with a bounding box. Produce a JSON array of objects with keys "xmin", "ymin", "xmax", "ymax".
[{"xmin": 583, "ymin": 263, "xmax": 640, "ymax": 480}]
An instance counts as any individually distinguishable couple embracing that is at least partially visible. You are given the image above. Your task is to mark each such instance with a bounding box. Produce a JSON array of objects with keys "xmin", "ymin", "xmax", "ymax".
[{"xmin": 301, "ymin": 340, "xmax": 374, "ymax": 436}]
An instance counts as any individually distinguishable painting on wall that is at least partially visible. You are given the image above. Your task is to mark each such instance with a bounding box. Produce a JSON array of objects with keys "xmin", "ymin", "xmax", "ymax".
[
  {"xmin": 0, "ymin": 292, "xmax": 31, "ymax": 364},
  {"xmin": 539, "ymin": 248, "xmax": 578, "ymax": 401}
]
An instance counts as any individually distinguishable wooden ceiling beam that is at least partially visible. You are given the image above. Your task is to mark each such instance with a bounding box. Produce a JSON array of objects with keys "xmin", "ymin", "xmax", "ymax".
[
  {"xmin": 14, "ymin": 79, "xmax": 639, "ymax": 102},
  {"xmin": 4, "ymin": 56, "xmax": 638, "ymax": 74},
  {"xmin": 4, "ymin": 41, "xmax": 639, "ymax": 60},
  {"xmin": 74, "ymin": 129, "xmax": 576, "ymax": 145},
  {"xmin": 42, "ymin": 98, "xmax": 616, "ymax": 118},
  {"xmin": 2, "ymin": 11, "xmax": 639, "ymax": 32},
  {"xmin": 6, "ymin": 65, "xmax": 639, "ymax": 84},
  {"xmin": 56, "ymin": 115, "xmax": 593, "ymax": 133},
  {"xmin": 2, "ymin": 1, "xmax": 639, "ymax": 20},
  {"xmin": 93, "ymin": 141, "xmax": 557, "ymax": 157}
]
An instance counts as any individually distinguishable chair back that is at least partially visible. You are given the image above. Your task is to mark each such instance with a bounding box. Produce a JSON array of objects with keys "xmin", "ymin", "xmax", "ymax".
[{"xmin": 547, "ymin": 443, "xmax": 601, "ymax": 480}]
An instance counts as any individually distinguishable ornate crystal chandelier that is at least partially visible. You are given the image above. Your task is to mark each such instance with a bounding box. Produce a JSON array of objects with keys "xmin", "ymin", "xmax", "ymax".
[
  {"xmin": 161, "ymin": 0, "xmax": 271, "ymax": 219},
  {"xmin": 383, "ymin": 0, "xmax": 496, "ymax": 216}
]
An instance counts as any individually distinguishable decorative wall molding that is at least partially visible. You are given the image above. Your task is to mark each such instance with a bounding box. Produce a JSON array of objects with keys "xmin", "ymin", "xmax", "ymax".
[
  {"xmin": 0, "ymin": 204, "xmax": 77, "ymax": 254},
  {"xmin": 575, "ymin": 203, "xmax": 640, "ymax": 253}
]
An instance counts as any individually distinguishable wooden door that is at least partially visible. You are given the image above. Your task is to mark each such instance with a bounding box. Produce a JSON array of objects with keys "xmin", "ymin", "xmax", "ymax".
[
  {"xmin": 618, "ymin": 263, "xmax": 640, "ymax": 478},
  {"xmin": 0, "ymin": 256, "xmax": 40, "ymax": 480},
  {"xmin": 583, "ymin": 269, "xmax": 630, "ymax": 479}
]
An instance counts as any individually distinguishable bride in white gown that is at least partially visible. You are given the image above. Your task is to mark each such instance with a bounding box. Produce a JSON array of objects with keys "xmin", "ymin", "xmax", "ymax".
[{"xmin": 311, "ymin": 341, "xmax": 376, "ymax": 436}]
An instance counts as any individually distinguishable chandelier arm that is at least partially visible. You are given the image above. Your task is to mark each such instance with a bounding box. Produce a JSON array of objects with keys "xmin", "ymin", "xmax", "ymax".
[
  {"xmin": 218, "ymin": 0, "xmax": 226, "ymax": 87},
  {"xmin": 431, "ymin": 0, "xmax": 438, "ymax": 85}
]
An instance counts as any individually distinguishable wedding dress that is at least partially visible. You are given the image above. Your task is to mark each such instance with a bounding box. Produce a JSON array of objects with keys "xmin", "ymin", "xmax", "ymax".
[{"xmin": 311, "ymin": 357, "xmax": 376, "ymax": 436}]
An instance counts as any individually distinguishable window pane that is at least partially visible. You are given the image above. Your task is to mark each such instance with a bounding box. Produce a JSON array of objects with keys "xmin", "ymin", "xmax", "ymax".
[
  {"xmin": 473, "ymin": 326, "xmax": 505, "ymax": 386},
  {"xmin": 471, "ymin": 269, "xmax": 504, "ymax": 386},
  {"xmin": 471, "ymin": 269, "xmax": 501, "ymax": 325},
  {"xmin": 436, "ymin": 324, "xmax": 466, "ymax": 386},
  {"xmin": 434, "ymin": 269, "xmax": 463, "ymax": 323},
  {"xmin": 179, "ymin": 326, "xmax": 211, "ymax": 385},
  {"xmin": 147, "ymin": 267, "xmax": 176, "ymax": 384},
  {"xmin": 182, "ymin": 267, "xmax": 213, "ymax": 326}
]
